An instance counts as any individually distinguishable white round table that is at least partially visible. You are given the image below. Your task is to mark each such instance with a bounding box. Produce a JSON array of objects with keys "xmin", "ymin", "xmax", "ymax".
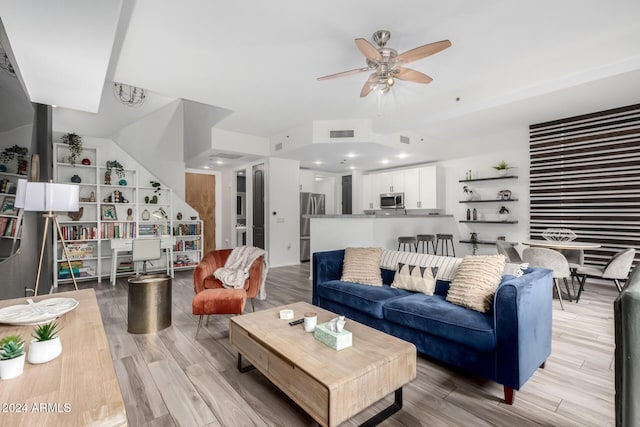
[{"xmin": 522, "ymin": 240, "xmax": 601, "ymax": 250}]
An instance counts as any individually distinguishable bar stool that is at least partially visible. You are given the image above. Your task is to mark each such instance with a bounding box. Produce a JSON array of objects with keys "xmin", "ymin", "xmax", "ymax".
[
  {"xmin": 416, "ymin": 234, "xmax": 436, "ymax": 254},
  {"xmin": 435, "ymin": 234, "xmax": 456, "ymax": 257},
  {"xmin": 397, "ymin": 236, "xmax": 418, "ymax": 252}
]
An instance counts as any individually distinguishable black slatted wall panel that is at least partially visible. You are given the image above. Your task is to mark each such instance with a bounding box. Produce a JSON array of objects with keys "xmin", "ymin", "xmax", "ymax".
[{"xmin": 529, "ymin": 103, "xmax": 640, "ymax": 268}]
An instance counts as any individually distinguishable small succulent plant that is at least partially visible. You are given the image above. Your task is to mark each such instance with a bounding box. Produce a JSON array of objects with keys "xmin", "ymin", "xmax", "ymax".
[
  {"xmin": 32, "ymin": 321, "xmax": 62, "ymax": 342},
  {"xmin": 493, "ymin": 160, "xmax": 512, "ymax": 170},
  {"xmin": 0, "ymin": 335, "xmax": 25, "ymax": 360}
]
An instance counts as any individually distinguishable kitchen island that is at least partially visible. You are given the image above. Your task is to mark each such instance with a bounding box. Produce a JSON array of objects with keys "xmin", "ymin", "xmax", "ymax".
[{"xmin": 308, "ymin": 214, "xmax": 457, "ymax": 271}]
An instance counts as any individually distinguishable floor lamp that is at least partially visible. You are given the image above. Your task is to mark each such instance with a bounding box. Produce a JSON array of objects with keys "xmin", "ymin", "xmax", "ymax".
[{"xmin": 15, "ymin": 179, "xmax": 80, "ymax": 295}]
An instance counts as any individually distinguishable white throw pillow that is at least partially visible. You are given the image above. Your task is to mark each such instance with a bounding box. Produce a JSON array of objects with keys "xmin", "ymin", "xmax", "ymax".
[
  {"xmin": 341, "ymin": 247, "xmax": 383, "ymax": 286},
  {"xmin": 391, "ymin": 263, "xmax": 438, "ymax": 295},
  {"xmin": 446, "ymin": 255, "xmax": 506, "ymax": 313}
]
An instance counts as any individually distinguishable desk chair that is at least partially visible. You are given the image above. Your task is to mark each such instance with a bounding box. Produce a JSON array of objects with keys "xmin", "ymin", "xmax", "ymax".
[
  {"xmin": 132, "ymin": 238, "xmax": 162, "ymax": 274},
  {"xmin": 523, "ymin": 247, "xmax": 572, "ymax": 310}
]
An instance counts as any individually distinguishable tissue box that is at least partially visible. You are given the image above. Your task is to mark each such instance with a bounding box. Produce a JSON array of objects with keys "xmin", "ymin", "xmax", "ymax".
[{"xmin": 313, "ymin": 322, "xmax": 352, "ymax": 351}]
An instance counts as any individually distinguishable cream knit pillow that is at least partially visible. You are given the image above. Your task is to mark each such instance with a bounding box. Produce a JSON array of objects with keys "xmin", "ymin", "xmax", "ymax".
[
  {"xmin": 341, "ymin": 247, "xmax": 383, "ymax": 286},
  {"xmin": 391, "ymin": 263, "xmax": 438, "ymax": 295},
  {"xmin": 446, "ymin": 255, "xmax": 506, "ymax": 313}
]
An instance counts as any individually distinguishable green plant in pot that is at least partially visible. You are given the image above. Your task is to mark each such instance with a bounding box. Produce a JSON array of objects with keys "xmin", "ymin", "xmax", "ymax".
[
  {"xmin": 492, "ymin": 160, "xmax": 512, "ymax": 177},
  {"xmin": 0, "ymin": 145, "xmax": 28, "ymax": 175},
  {"xmin": 61, "ymin": 132, "xmax": 83, "ymax": 166},
  {"xmin": 0, "ymin": 334, "xmax": 25, "ymax": 379},
  {"xmin": 28, "ymin": 321, "xmax": 62, "ymax": 364},
  {"xmin": 150, "ymin": 180, "xmax": 161, "ymax": 203},
  {"xmin": 105, "ymin": 160, "xmax": 125, "ymax": 185}
]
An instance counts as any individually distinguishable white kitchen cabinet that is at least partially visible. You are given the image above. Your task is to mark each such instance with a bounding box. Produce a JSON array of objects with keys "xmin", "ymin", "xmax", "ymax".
[
  {"xmin": 362, "ymin": 174, "xmax": 377, "ymax": 210},
  {"xmin": 403, "ymin": 168, "xmax": 420, "ymax": 209},
  {"xmin": 418, "ymin": 165, "xmax": 441, "ymax": 209}
]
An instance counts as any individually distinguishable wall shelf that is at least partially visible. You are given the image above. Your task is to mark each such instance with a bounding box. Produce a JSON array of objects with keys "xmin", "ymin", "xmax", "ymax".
[
  {"xmin": 459, "ymin": 220, "xmax": 519, "ymax": 224},
  {"xmin": 459, "ymin": 175, "xmax": 518, "ymax": 183},
  {"xmin": 459, "ymin": 199, "xmax": 519, "ymax": 203},
  {"xmin": 459, "ymin": 240, "xmax": 518, "ymax": 246}
]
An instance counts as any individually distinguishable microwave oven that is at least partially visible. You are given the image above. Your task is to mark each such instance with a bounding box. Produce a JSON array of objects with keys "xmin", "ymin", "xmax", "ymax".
[{"xmin": 380, "ymin": 192, "xmax": 404, "ymax": 209}]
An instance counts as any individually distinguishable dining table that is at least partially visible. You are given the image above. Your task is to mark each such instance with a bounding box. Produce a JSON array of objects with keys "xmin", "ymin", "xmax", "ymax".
[{"xmin": 522, "ymin": 240, "xmax": 601, "ymax": 250}]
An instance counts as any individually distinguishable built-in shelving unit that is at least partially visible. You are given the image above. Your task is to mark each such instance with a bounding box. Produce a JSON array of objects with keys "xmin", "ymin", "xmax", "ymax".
[
  {"xmin": 459, "ymin": 173, "xmax": 519, "ymax": 249},
  {"xmin": 52, "ymin": 143, "xmax": 203, "ymax": 287},
  {"xmin": 0, "ymin": 171, "xmax": 26, "ymax": 260}
]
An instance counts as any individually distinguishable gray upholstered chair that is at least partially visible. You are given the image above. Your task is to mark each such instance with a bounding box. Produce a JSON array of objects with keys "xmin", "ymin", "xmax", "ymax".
[
  {"xmin": 523, "ymin": 247, "xmax": 572, "ymax": 310},
  {"xmin": 496, "ymin": 241, "xmax": 522, "ymax": 263},
  {"xmin": 576, "ymin": 248, "xmax": 636, "ymax": 301}
]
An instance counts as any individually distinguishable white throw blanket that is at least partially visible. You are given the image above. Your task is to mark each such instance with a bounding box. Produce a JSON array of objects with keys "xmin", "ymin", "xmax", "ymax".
[{"xmin": 214, "ymin": 246, "xmax": 269, "ymax": 300}]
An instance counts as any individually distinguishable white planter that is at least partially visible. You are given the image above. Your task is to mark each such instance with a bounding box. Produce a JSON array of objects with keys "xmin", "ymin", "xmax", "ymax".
[
  {"xmin": 499, "ymin": 213, "xmax": 510, "ymax": 222},
  {"xmin": 0, "ymin": 354, "xmax": 25, "ymax": 379},
  {"xmin": 28, "ymin": 336, "xmax": 62, "ymax": 364},
  {"xmin": 496, "ymin": 169, "xmax": 508, "ymax": 177}
]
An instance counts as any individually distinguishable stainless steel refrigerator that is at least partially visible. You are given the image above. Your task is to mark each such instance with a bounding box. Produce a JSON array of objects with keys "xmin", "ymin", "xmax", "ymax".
[{"xmin": 300, "ymin": 192, "xmax": 325, "ymax": 262}]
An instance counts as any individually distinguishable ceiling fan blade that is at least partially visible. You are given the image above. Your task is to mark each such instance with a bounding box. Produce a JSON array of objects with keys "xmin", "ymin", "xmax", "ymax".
[
  {"xmin": 396, "ymin": 39, "xmax": 451, "ymax": 65},
  {"xmin": 317, "ymin": 67, "xmax": 370, "ymax": 81},
  {"xmin": 395, "ymin": 67, "xmax": 433, "ymax": 84},
  {"xmin": 355, "ymin": 38, "xmax": 382, "ymax": 61},
  {"xmin": 360, "ymin": 74, "xmax": 379, "ymax": 97}
]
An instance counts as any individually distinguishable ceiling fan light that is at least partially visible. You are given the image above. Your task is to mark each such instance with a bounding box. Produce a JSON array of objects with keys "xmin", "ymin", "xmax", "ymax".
[{"xmin": 387, "ymin": 76, "xmax": 395, "ymax": 86}]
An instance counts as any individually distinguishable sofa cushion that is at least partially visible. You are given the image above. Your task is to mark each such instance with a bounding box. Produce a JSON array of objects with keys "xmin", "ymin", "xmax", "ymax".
[
  {"xmin": 391, "ymin": 263, "xmax": 438, "ymax": 295},
  {"xmin": 384, "ymin": 292, "xmax": 497, "ymax": 352},
  {"xmin": 317, "ymin": 280, "xmax": 409, "ymax": 319},
  {"xmin": 380, "ymin": 250, "xmax": 462, "ymax": 281},
  {"xmin": 446, "ymin": 255, "xmax": 506, "ymax": 313},
  {"xmin": 341, "ymin": 247, "xmax": 383, "ymax": 286}
]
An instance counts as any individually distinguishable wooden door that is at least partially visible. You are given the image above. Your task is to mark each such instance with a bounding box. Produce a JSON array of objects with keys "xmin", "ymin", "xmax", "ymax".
[
  {"xmin": 185, "ymin": 173, "xmax": 215, "ymax": 253},
  {"xmin": 252, "ymin": 164, "xmax": 265, "ymax": 249}
]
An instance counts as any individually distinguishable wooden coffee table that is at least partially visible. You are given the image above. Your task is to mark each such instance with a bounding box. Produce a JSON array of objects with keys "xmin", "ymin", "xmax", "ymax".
[{"xmin": 229, "ymin": 301, "xmax": 416, "ymax": 427}]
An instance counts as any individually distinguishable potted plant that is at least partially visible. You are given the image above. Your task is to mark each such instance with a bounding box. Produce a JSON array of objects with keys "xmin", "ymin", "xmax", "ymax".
[
  {"xmin": 104, "ymin": 160, "xmax": 125, "ymax": 185},
  {"xmin": 61, "ymin": 132, "xmax": 83, "ymax": 166},
  {"xmin": 149, "ymin": 180, "xmax": 161, "ymax": 203},
  {"xmin": 28, "ymin": 321, "xmax": 62, "ymax": 364},
  {"xmin": 498, "ymin": 206, "xmax": 510, "ymax": 222},
  {"xmin": 469, "ymin": 232, "xmax": 479, "ymax": 255},
  {"xmin": 0, "ymin": 145, "xmax": 28, "ymax": 175},
  {"xmin": 0, "ymin": 334, "xmax": 25, "ymax": 380},
  {"xmin": 492, "ymin": 160, "xmax": 512, "ymax": 177}
]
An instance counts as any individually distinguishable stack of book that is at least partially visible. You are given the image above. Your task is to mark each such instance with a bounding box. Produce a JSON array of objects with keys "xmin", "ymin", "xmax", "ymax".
[
  {"xmin": 58, "ymin": 260, "xmax": 94, "ymax": 279},
  {"xmin": 117, "ymin": 259, "xmax": 133, "ymax": 273},
  {"xmin": 174, "ymin": 254, "xmax": 195, "ymax": 268}
]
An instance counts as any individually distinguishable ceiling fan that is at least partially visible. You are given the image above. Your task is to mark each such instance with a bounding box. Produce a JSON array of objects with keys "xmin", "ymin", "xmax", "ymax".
[{"xmin": 317, "ymin": 30, "xmax": 451, "ymax": 97}]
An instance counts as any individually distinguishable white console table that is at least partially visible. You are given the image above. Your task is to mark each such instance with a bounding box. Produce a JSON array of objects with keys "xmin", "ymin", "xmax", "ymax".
[{"xmin": 110, "ymin": 237, "xmax": 176, "ymax": 286}]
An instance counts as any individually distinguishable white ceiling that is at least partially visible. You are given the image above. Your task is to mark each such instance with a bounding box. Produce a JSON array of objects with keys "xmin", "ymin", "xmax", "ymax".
[{"xmin": 2, "ymin": 0, "xmax": 640, "ymax": 172}]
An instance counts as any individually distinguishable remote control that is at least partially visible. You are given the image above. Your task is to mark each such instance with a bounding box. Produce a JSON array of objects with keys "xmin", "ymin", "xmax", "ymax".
[{"xmin": 289, "ymin": 318, "xmax": 304, "ymax": 326}]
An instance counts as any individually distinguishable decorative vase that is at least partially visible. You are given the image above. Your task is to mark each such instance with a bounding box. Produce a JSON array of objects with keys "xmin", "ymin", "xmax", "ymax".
[
  {"xmin": 118, "ymin": 179, "xmax": 127, "ymax": 186},
  {"xmin": 17, "ymin": 160, "xmax": 27, "ymax": 176},
  {"xmin": 176, "ymin": 212, "xmax": 183, "ymax": 220},
  {"xmin": 27, "ymin": 337, "xmax": 62, "ymax": 364},
  {"xmin": 497, "ymin": 169, "xmax": 508, "ymax": 177},
  {"xmin": 144, "ymin": 196, "xmax": 149, "ymax": 204},
  {"xmin": 81, "ymin": 158, "xmax": 91, "ymax": 166},
  {"xmin": 499, "ymin": 213, "xmax": 510, "ymax": 222},
  {"xmin": 141, "ymin": 209, "xmax": 150, "ymax": 221},
  {"xmin": 150, "ymin": 195, "xmax": 158, "ymax": 204},
  {"xmin": 104, "ymin": 172, "xmax": 111, "ymax": 185},
  {"xmin": 0, "ymin": 354, "xmax": 26, "ymax": 379},
  {"xmin": 70, "ymin": 174, "xmax": 81, "ymax": 183}
]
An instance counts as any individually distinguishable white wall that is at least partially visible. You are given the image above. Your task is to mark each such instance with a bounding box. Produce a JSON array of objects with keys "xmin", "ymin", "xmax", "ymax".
[
  {"xmin": 266, "ymin": 157, "xmax": 300, "ymax": 267},
  {"xmin": 111, "ymin": 100, "xmax": 186, "ymax": 198}
]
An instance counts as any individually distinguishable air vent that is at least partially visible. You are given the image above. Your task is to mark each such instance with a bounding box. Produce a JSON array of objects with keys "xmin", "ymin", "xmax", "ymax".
[
  {"xmin": 330, "ymin": 129, "xmax": 355, "ymax": 138},
  {"xmin": 274, "ymin": 142, "xmax": 283, "ymax": 151},
  {"xmin": 399, "ymin": 135, "xmax": 410, "ymax": 144},
  {"xmin": 209, "ymin": 152, "xmax": 243, "ymax": 160}
]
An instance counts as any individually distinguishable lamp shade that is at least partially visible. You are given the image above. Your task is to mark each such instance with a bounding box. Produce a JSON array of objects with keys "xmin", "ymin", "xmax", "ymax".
[{"xmin": 15, "ymin": 180, "xmax": 79, "ymax": 212}]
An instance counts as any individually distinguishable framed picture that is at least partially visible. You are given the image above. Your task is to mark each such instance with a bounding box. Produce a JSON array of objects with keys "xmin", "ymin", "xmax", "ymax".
[
  {"xmin": 101, "ymin": 204, "xmax": 118, "ymax": 221},
  {"xmin": 0, "ymin": 197, "xmax": 18, "ymax": 216}
]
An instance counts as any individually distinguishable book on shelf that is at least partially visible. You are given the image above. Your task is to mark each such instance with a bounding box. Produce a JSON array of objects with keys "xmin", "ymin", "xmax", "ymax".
[
  {"xmin": 0, "ymin": 217, "xmax": 7, "ymax": 236},
  {"xmin": 3, "ymin": 218, "xmax": 15, "ymax": 237},
  {"xmin": 173, "ymin": 223, "xmax": 201, "ymax": 236}
]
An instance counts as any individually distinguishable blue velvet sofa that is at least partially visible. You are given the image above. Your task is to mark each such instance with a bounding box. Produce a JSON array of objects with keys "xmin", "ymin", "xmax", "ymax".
[{"xmin": 312, "ymin": 249, "xmax": 554, "ymax": 404}]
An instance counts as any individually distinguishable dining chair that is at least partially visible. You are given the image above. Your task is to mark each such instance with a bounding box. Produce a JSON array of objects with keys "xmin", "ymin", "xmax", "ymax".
[
  {"xmin": 575, "ymin": 248, "xmax": 636, "ymax": 302},
  {"xmin": 523, "ymin": 247, "xmax": 572, "ymax": 310},
  {"xmin": 560, "ymin": 249, "xmax": 584, "ymax": 292},
  {"xmin": 496, "ymin": 241, "xmax": 522, "ymax": 263}
]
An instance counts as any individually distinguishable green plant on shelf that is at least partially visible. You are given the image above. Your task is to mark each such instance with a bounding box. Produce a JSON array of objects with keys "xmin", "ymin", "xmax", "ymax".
[
  {"xmin": 104, "ymin": 160, "xmax": 125, "ymax": 184},
  {"xmin": 150, "ymin": 180, "xmax": 161, "ymax": 196},
  {"xmin": 60, "ymin": 132, "xmax": 83, "ymax": 166},
  {"xmin": 0, "ymin": 145, "xmax": 28, "ymax": 171},
  {"xmin": 493, "ymin": 160, "xmax": 512, "ymax": 171}
]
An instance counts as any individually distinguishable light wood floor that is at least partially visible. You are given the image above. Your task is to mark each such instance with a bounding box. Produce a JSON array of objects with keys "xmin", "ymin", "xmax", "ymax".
[{"xmin": 58, "ymin": 264, "xmax": 616, "ymax": 426}]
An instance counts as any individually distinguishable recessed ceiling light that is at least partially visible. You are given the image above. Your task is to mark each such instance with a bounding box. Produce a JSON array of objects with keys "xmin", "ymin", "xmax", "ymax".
[
  {"xmin": 215, "ymin": 160, "xmax": 224, "ymax": 165},
  {"xmin": 349, "ymin": 166, "xmax": 356, "ymax": 170},
  {"xmin": 345, "ymin": 153, "xmax": 357, "ymax": 158},
  {"xmin": 203, "ymin": 165, "xmax": 210, "ymax": 169},
  {"xmin": 380, "ymin": 159, "xmax": 390, "ymax": 164},
  {"xmin": 313, "ymin": 160, "xmax": 323, "ymax": 165},
  {"xmin": 51, "ymin": 105, "xmax": 57, "ymax": 108},
  {"xmin": 396, "ymin": 153, "xmax": 409, "ymax": 159}
]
